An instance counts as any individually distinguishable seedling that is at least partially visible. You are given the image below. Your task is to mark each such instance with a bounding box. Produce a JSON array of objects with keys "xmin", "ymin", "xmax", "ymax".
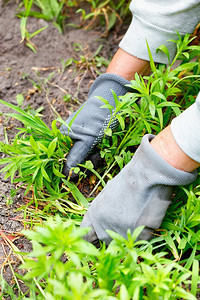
[
  {"xmin": 70, "ymin": 43, "xmax": 110, "ymax": 77},
  {"xmin": 77, "ymin": 0, "xmax": 131, "ymax": 36}
]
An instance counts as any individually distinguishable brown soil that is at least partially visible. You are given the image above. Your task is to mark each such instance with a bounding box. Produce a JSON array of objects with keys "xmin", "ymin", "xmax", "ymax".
[{"xmin": 0, "ymin": 0, "xmax": 128, "ymax": 291}]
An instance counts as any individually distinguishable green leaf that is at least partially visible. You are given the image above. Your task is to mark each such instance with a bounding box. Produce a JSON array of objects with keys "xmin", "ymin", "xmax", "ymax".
[
  {"xmin": 100, "ymin": 104, "xmax": 115, "ymax": 110},
  {"xmin": 108, "ymin": 12, "xmax": 117, "ymax": 31},
  {"xmin": 29, "ymin": 26, "xmax": 48, "ymax": 39},
  {"xmin": 171, "ymin": 106, "xmax": 181, "ymax": 116},
  {"xmin": 151, "ymin": 92, "xmax": 166, "ymax": 101},
  {"xmin": 116, "ymin": 114, "xmax": 125, "ymax": 130},
  {"xmin": 191, "ymin": 259, "xmax": 199, "ymax": 296},
  {"xmin": 47, "ymin": 138, "xmax": 57, "ymax": 158},
  {"xmin": 157, "ymin": 102, "xmax": 180, "ymax": 108},
  {"xmin": 131, "ymin": 226, "xmax": 145, "ymax": 242},
  {"xmin": 16, "ymin": 94, "xmax": 24, "ymax": 106},
  {"xmin": 104, "ymin": 128, "xmax": 112, "ymax": 136},
  {"xmin": 47, "ymin": 279, "xmax": 68, "ymax": 296},
  {"xmin": 174, "ymin": 62, "xmax": 198, "ymax": 74},
  {"xmin": 63, "ymin": 180, "xmax": 89, "ymax": 208},
  {"xmin": 156, "ymin": 45, "xmax": 170, "ymax": 65},
  {"xmin": 38, "ymin": 142, "xmax": 48, "ymax": 153},
  {"xmin": 164, "ymin": 234, "xmax": 179, "ymax": 260},
  {"xmin": 106, "ymin": 230, "xmax": 126, "ymax": 243},
  {"xmin": 178, "ymin": 237, "xmax": 188, "ymax": 250},
  {"xmin": 0, "ymin": 100, "xmax": 52, "ymax": 136},
  {"xmin": 68, "ymin": 104, "xmax": 86, "ymax": 129},
  {"xmin": 119, "ymin": 284, "xmax": 130, "ymax": 300},
  {"xmin": 20, "ymin": 17, "xmax": 27, "ymax": 41},
  {"xmin": 157, "ymin": 107, "xmax": 163, "ymax": 129},
  {"xmin": 115, "ymin": 155, "xmax": 124, "ymax": 170},
  {"xmin": 53, "ymin": 164, "xmax": 65, "ymax": 178},
  {"xmin": 30, "ymin": 136, "xmax": 39, "ymax": 153},
  {"xmin": 149, "ymin": 101, "xmax": 156, "ymax": 118},
  {"xmin": 112, "ymin": 90, "xmax": 120, "ymax": 108},
  {"xmin": 25, "ymin": 0, "xmax": 33, "ymax": 16},
  {"xmin": 146, "ymin": 40, "xmax": 157, "ymax": 77},
  {"xmin": 185, "ymin": 244, "xmax": 197, "ymax": 270},
  {"xmin": 41, "ymin": 165, "xmax": 51, "ymax": 182}
]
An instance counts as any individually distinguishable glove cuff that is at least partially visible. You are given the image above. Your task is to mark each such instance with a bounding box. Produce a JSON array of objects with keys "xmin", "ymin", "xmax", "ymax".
[
  {"xmin": 135, "ymin": 134, "xmax": 198, "ymax": 186},
  {"xmin": 88, "ymin": 73, "xmax": 133, "ymax": 98},
  {"xmin": 87, "ymin": 134, "xmax": 198, "ymax": 244}
]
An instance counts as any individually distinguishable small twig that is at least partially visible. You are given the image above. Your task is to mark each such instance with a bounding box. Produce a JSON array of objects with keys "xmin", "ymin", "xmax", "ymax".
[
  {"xmin": 0, "ymin": 244, "xmax": 13, "ymax": 269},
  {"xmin": 42, "ymin": 82, "xmax": 62, "ymax": 119},
  {"xmin": 74, "ymin": 69, "xmax": 88, "ymax": 100},
  {"xmin": 88, "ymin": 160, "xmax": 116, "ymax": 197},
  {"xmin": 0, "ymin": 230, "xmax": 24, "ymax": 236},
  {"xmin": 46, "ymin": 81, "xmax": 72, "ymax": 95},
  {"xmin": 9, "ymin": 260, "xmax": 23, "ymax": 296},
  {"xmin": 0, "ymin": 231, "xmax": 46, "ymax": 298}
]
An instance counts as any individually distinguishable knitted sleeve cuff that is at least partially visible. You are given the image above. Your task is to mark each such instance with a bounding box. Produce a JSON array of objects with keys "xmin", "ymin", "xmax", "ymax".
[
  {"xmin": 171, "ymin": 93, "xmax": 200, "ymax": 163},
  {"xmin": 119, "ymin": 15, "xmax": 179, "ymax": 64},
  {"xmin": 119, "ymin": 0, "xmax": 200, "ymax": 64}
]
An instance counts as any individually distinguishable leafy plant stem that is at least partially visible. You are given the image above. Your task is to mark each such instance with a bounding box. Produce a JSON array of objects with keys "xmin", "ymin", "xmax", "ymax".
[{"xmin": 88, "ymin": 160, "xmax": 117, "ymax": 197}]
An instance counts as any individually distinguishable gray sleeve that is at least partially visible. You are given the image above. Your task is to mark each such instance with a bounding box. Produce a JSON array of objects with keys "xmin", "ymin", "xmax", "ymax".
[
  {"xmin": 171, "ymin": 94, "xmax": 200, "ymax": 163},
  {"xmin": 119, "ymin": 0, "xmax": 200, "ymax": 64}
]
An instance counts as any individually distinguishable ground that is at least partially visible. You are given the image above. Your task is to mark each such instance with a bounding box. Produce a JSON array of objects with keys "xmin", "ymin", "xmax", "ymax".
[{"xmin": 0, "ymin": 0, "xmax": 128, "ymax": 287}]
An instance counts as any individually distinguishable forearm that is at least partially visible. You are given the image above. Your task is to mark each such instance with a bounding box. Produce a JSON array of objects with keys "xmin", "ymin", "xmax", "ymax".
[
  {"xmin": 151, "ymin": 125, "xmax": 200, "ymax": 172},
  {"xmin": 106, "ymin": 48, "xmax": 150, "ymax": 81},
  {"xmin": 106, "ymin": 1, "xmax": 200, "ymax": 80}
]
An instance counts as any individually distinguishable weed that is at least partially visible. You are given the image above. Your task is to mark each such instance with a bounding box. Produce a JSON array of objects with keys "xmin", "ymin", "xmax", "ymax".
[
  {"xmin": 0, "ymin": 100, "xmax": 71, "ymax": 197},
  {"xmin": 17, "ymin": 0, "xmax": 48, "ymax": 52},
  {"xmin": 95, "ymin": 34, "xmax": 200, "ymax": 180},
  {"xmin": 63, "ymin": 94, "xmax": 73, "ymax": 103},
  {"xmin": 77, "ymin": 0, "xmax": 131, "ymax": 36},
  {"xmin": 17, "ymin": 0, "xmax": 64, "ymax": 37},
  {"xmin": 69, "ymin": 43, "xmax": 110, "ymax": 78}
]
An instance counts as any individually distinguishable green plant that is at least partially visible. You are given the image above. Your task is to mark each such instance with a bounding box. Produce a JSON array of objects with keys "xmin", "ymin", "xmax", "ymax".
[
  {"xmin": 18, "ymin": 0, "xmax": 48, "ymax": 52},
  {"xmin": 33, "ymin": 0, "xmax": 65, "ymax": 32},
  {"xmin": 1, "ymin": 217, "xmax": 198, "ymax": 299},
  {"xmin": 68, "ymin": 43, "xmax": 110, "ymax": 77},
  {"xmin": 94, "ymin": 33, "xmax": 200, "ymax": 179},
  {"xmin": 17, "ymin": 0, "xmax": 65, "ymax": 35},
  {"xmin": 77, "ymin": 0, "xmax": 131, "ymax": 36},
  {"xmin": 0, "ymin": 100, "xmax": 71, "ymax": 197}
]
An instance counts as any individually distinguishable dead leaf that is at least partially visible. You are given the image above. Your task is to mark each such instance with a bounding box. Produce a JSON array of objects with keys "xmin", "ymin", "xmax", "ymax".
[
  {"xmin": 32, "ymin": 66, "xmax": 55, "ymax": 72},
  {"xmin": 89, "ymin": 174, "xmax": 96, "ymax": 185}
]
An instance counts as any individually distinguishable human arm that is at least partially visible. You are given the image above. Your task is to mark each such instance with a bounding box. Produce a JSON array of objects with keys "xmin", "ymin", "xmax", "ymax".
[{"xmin": 80, "ymin": 0, "xmax": 200, "ymax": 244}]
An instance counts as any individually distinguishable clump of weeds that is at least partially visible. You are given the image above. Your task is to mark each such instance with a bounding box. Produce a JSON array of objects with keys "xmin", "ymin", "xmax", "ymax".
[{"xmin": 62, "ymin": 43, "xmax": 110, "ymax": 79}]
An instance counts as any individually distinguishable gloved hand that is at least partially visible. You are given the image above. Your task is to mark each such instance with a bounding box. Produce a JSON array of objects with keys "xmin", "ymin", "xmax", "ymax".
[
  {"xmin": 60, "ymin": 73, "xmax": 132, "ymax": 176},
  {"xmin": 81, "ymin": 134, "xmax": 197, "ymax": 245}
]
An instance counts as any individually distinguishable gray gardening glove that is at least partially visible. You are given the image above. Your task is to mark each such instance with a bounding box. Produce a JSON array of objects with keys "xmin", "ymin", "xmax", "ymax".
[
  {"xmin": 60, "ymin": 73, "xmax": 132, "ymax": 176},
  {"xmin": 81, "ymin": 134, "xmax": 197, "ymax": 245}
]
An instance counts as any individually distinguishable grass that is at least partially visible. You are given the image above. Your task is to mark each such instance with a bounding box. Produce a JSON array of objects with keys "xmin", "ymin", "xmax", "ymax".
[{"xmin": 1, "ymin": 27, "xmax": 200, "ymax": 300}]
